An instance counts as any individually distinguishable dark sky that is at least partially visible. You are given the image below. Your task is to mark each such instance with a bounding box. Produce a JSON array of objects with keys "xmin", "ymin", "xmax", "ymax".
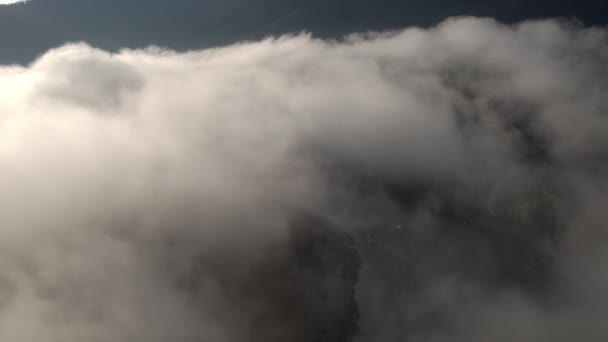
[{"xmin": 1, "ymin": 0, "xmax": 607, "ymax": 64}]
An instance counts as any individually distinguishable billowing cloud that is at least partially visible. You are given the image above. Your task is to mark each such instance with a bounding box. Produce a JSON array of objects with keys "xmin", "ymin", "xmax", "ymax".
[{"xmin": 0, "ymin": 16, "xmax": 608, "ymax": 341}]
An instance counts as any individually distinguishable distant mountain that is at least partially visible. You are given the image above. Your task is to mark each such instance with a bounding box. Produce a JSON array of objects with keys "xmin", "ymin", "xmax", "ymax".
[{"xmin": 1, "ymin": 0, "xmax": 607, "ymax": 64}]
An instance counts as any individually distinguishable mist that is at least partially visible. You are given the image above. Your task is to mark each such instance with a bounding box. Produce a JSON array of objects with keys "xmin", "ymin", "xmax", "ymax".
[{"xmin": 0, "ymin": 16, "xmax": 608, "ymax": 341}]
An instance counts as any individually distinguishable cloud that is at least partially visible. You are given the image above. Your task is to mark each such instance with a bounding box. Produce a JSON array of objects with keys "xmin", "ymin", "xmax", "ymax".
[{"xmin": 0, "ymin": 16, "xmax": 607, "ymax": 341}]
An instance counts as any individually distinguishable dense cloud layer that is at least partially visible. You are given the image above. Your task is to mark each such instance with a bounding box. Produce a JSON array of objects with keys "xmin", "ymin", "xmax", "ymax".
[{"xmin": 1, "ymin": 17, "xmax": 608, "ymax": 341}]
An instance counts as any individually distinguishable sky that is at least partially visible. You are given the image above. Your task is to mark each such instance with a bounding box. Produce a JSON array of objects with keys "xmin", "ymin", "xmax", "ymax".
[
  {"xmin": 0, "ymin": 0, "xmax": 607, "ymax": 64},
  {"xmin": 0, "ymin": 2, "xmax": 608, "ymax": 342}
]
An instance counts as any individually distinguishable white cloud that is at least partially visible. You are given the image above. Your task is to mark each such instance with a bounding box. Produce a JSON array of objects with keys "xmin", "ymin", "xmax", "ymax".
[
  {"xmin": 0, "ymin": 0, "xmax": 26, "ymax": 5},
  {"xmin": 0, "ymin": 16, "xmax": 607, "ymax": 341}
]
